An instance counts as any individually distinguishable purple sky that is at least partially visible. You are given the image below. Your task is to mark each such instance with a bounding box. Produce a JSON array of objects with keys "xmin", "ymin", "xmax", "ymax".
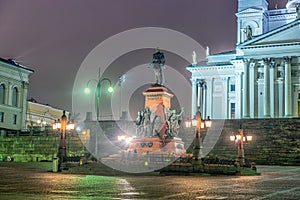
[{"xmin": 0, "ymin": 0, "xmax": 287, "ymax": 114}]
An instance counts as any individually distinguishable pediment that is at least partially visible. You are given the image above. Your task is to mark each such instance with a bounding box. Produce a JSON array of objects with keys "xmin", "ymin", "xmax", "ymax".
[
  {"xmin": 240, "ymin": 19, "xmax": 300, "ymax": 48},
  {"xmin": 237, "ymin": 7, "xmax": 264, "ymax": 14}
]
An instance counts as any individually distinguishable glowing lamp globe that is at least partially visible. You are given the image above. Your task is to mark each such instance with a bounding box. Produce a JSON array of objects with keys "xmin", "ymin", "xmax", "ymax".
[
  {"xmin": 84, "ymin": 87, "xmax": 91, "ymax": 94},
  {"xmin": 107, "ymin": 86, "xmax": 114, "ymax": 93}
]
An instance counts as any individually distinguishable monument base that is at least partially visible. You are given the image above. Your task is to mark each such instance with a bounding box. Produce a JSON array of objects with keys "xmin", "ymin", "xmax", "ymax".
[
  {"xmin": 127, "ymin": 137, "xmax": 186, "ymax": 156},
  {"xmin": 101, "ymin": 137, "xmax": 187, "ymax": 164}
]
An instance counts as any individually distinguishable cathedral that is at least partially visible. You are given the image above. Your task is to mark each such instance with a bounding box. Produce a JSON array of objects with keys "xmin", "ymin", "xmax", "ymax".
[{"xmin": 187, "ymin": 0, "xmax": 300, "ymax": 119}]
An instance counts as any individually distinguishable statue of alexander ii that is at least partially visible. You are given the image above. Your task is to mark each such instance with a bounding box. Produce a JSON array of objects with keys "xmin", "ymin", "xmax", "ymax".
[{"xmin": 149, "ymin": 48, "xmax": 165, "ymax": 85}]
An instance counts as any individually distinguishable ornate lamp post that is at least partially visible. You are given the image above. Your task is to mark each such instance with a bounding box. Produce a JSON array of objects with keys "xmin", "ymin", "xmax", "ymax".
[
  {"xmin": 84, "ymin": 71, "xmax": 114, "ymax": 121},
  {"xmin": 52, "ymin": 110, "xmax": 75, "ymax": 171},
  {"xmin": 84, "ymin": 69, "xmax": 114, "ymax": 158},
  {"xmin": 185, "ymin": 111, "xmax": 211, "ymax": 171},
  {"xmin": 229, "ymin": 126, "xmax": 252, "ymax": 166},
  {"xmin": 118, "ymin": 75, "xmax": 125, "ymax": 119}
]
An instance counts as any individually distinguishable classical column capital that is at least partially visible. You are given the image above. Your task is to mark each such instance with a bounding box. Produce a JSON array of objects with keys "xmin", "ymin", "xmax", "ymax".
[
  {"xmin": 243, "ymin": 58, "xmax": 249, "ymax": 64},
  {"xmin": 284, "ymin": 56, "xmax": 292, "ymax": 64},
  {"xmin": 270, "ymin": 59, "xmax": 276, "ymax": 69},
  {"xmin": 249, "ymin": 62, "xmax": 256, "ymax": 69},
  {"xmin": 262, "ymin": 58, "xmax": 272, "ymax": 65}
]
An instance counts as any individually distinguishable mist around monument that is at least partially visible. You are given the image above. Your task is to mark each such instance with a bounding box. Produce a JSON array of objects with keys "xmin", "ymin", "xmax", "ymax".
[{"xmin": 72, "ymin": 27, "xmax": 225, "ymax": 173}]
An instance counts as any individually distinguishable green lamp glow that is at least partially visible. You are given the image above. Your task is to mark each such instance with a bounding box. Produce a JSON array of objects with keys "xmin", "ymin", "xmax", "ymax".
[
  {"xmin": 84, "ymin": 87, "xmax": 91, "ymax": 94},
  {"xmin": 107, "ymin": 86, "xmax": 114, "ymax": 93}
]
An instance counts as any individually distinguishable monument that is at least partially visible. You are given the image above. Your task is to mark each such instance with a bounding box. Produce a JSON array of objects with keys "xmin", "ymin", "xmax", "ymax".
[
  {"xmin": 127, "ymin": 49, "xmax": 186, "ymax": 156},
  {"xmin": 101, "ymin": 49, "xmax": 187, "ymax": 173}
]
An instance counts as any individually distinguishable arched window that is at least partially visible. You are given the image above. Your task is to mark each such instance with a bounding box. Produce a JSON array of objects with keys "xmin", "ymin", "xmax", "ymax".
[
  {"xmin": 0, "ymin": 84, "xmax": 5, "ymax": 104},
  {"xmin": 12, "ymin": 87, "xmax": 18, "ymax": 107}
]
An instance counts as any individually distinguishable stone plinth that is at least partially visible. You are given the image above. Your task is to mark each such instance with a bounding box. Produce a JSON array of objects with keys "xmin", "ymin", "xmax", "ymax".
[
  {"xmin": 143, "ymin": 84, "xmax": 174, "ymax": 111},
  {"xmin": 127, "ymin": 137, "xmax": 186, "ymax": 156}
]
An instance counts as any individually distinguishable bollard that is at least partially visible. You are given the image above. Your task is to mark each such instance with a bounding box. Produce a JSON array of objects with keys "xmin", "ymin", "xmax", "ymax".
[
  {"xmin": 53, "ymin": 157, "xmax": 58, "ymax": 172},
  {"xmin": 251, "ymin": 162, "xmax": 257, "ymax": 171}
]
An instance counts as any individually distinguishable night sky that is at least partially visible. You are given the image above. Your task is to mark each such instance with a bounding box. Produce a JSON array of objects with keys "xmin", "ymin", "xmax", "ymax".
[{"xmin": 0, "ymin": 0, "xmax": 287, "ymax": 118}]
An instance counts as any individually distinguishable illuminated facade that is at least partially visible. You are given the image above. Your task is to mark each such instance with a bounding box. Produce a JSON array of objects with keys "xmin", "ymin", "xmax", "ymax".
[
  {"xmin": 27, "ymin": 99, "xmax": 69, "ymax": 133},
  {"xmin": 187, "ymin": 0, "xmax": 300, "ymax": 119},
  {"xmin": 0, "ymin": 58, "xmax": 33, "ymax": 132}
]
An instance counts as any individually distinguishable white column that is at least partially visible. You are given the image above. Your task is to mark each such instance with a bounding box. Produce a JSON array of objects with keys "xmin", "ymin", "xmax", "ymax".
[
  {"xmin": 293, "ymin": 86, "xmax": 299, "ymax": 117},
  {"xmin": 270, "ymin": 60, "xmax": 275, "ymax": 118},
  {"xmin": 284, "ymin": 57, "xmax": 292, "ymax": 117},
  {"xmin": 249, "ymin": 62, "xmax": 257, "ymax": 118},
  {"xmin": 263, "ymin": 58, "xmax": 270, "ymax": 118},
  {"xmin": 274, "ymin": 64, "xmax": 279, "ymax": 118},
  {"xmin": 277, "ymin": 62, "xmax": 284, "ymax": 117},
  {"xmin": 223, "ymin": 77, "xmax": 229, "ymax": 119},
  {"xmin": 243, "ymin": 59, "xmax": 250, "ymax": 118},
  {"xmin": 206, "ymin": 78, "xmax": 213, "ymax": 118},
  {"xmin": 203, "ymin": 83, "xmax": 207, "ymax": 119},
  {"xmin": 197, "ymin": 82, "xmax": 201, "ymax": 109},
  {"xmin": 191, "ymin": 78, "xmax": 197, "ymax": 118},
  {"xmin": 21, "ymin": 82, "xmax": 29, "ymax": 131},
  {"xmin": 235, "ymin": 72, "xmax": 243, "ymax": 119},
  {"xmin": 277, "ymin": 81, "xmax": 284, "ymax": 117}
]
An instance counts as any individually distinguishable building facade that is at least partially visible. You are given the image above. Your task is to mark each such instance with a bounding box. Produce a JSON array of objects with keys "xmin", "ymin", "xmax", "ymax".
[
  {"xmin": 27, "ymin": 99, "xmax": 69, "ymax": 134},
  {"xmin": 0, "ymin": 58, "xmax": 34, "ymax": 133},
  {"xmin": 187, "ymin": 0, "xmax": 300, "ymax": 119}
]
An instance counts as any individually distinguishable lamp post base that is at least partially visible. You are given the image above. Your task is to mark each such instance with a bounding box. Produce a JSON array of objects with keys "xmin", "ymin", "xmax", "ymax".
[{"xmin": 192, "ymin": 158, "xmax": 203, "ymax": 172}]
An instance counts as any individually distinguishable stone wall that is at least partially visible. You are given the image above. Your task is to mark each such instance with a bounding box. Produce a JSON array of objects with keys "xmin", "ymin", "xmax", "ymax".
[
  {"xmin": 1, "ymin": 118, "xmax": 299, "ymax": 165},
  {"xmin": 206, "ymin": 119, "xmax": 300, "ymax": 166},
  {"xmin": 0, "ymin": 134, "xmax": 85, "ymax": 162},
  {"xmin": 95, "ymin": 118, "xmax": 300, "ymax": 165}
]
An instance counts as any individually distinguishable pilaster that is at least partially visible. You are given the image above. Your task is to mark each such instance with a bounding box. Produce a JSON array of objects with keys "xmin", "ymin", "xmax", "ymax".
[
  {"xmin": 284, "ymin": 57, "xmax": 292, "ymax": 117},
  {"xmin": 191, "ymin": 78, "xmax": 197, "ymax": 118},
  {"xmin": 249, "ymin": 61, "xmax": 257, "ymax": 118},
  {"xmin": 203, "ymin": 83, "xmax": 207, "ymax": 119},
  {"xmin": 197, "ymin": 81, "xmax": 201, "ymax": 109},
  {"xmin": 235, "ymin": 72, "xmax": 243, "ymax": 119},
  {"xmin": 293, "ymin": 86, "xmax": 299, "ymax": 117},
  {"xmin": 21, "ymin": 82, "xmax": 29, "ymax": 131},
  {"xmin": 222, "ymin": 77, "xmax": 229, "ymax": 119},
  {"xmin": 243, "ymin": 59, "xmax": 250, "ymax": 118},
  {"xmin": 206, "ymin": 78, "xmax": 213, "ymax": 118},
  {"xmin": 277, "ymin": 61, "xmax": 285, "ymax": 117},
  {"xmin": 270, "ymin": 59, "xmax": 276, "ymax": 118},
  {"xmin": 263, "ymin": 58, "xmax": 270, "ymax": 118}
]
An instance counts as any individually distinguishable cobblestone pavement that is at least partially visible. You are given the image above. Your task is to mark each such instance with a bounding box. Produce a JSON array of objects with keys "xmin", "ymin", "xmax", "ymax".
[{"xmin": 0, "ymin": 163, "xmax": 299, "ymax": 199}]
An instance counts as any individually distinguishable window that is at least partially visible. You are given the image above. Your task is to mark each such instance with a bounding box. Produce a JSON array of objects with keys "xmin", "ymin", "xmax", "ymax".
[
  {"xmin": 12, "ymin": 87, "xmax": 18, "ymax": 107},
  {"xmin": 13, "ymin": 114, "xmax": 17, "ymax": 125},
  {"xmin": 231, "ymin": 103, "xmax": 235, "ymax": 119},
  {"xmin": 0, "ymin": 84, "xmax": 5, "ymax": 104},
  {"xmin": 0, "ymin": 112, "xmax": 3, "ymax": 122},
  {"xmin": 230, "ymin": 84, "xmax": 236, "ymax": 92}
]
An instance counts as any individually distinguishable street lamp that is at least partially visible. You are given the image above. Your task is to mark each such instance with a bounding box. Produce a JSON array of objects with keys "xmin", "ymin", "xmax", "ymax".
[
  {"xmin": 185, "ymin": 111, "xmax": 211, "ymax": 170},
  {"xmin": 118, "ymin": 75, "xmax": 125, "ymax": 119},
  {"xmin": 52, "ymin": 110, "xmax": 75, "ymax": 171},
  {"xmin": 84, "ymin": 76, "xmax": 114, "ymax": 121},
  {"xmin": 84, "ymin": 69, "xmax": 114, "ymax": 158},
  {"xmin": 229, "ymin": 126, "xmax": 253, "ymax": 166}
]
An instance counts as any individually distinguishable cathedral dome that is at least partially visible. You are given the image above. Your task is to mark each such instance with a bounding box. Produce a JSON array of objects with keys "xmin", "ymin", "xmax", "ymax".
[{"xmin": 286, "ymin": 0, "xmax": 300, "ymax": 9}]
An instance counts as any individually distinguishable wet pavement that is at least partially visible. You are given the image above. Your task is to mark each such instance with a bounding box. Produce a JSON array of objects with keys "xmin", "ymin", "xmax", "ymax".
[{"xmin": 0, "ymin": 163, "xmax": 299, "ymax": 199}]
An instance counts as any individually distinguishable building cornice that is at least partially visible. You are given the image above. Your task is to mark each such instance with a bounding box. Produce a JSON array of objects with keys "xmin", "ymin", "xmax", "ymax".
[{"xmin": 241, "ymin": 42, "xmax": 300, "ymax": 50}]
